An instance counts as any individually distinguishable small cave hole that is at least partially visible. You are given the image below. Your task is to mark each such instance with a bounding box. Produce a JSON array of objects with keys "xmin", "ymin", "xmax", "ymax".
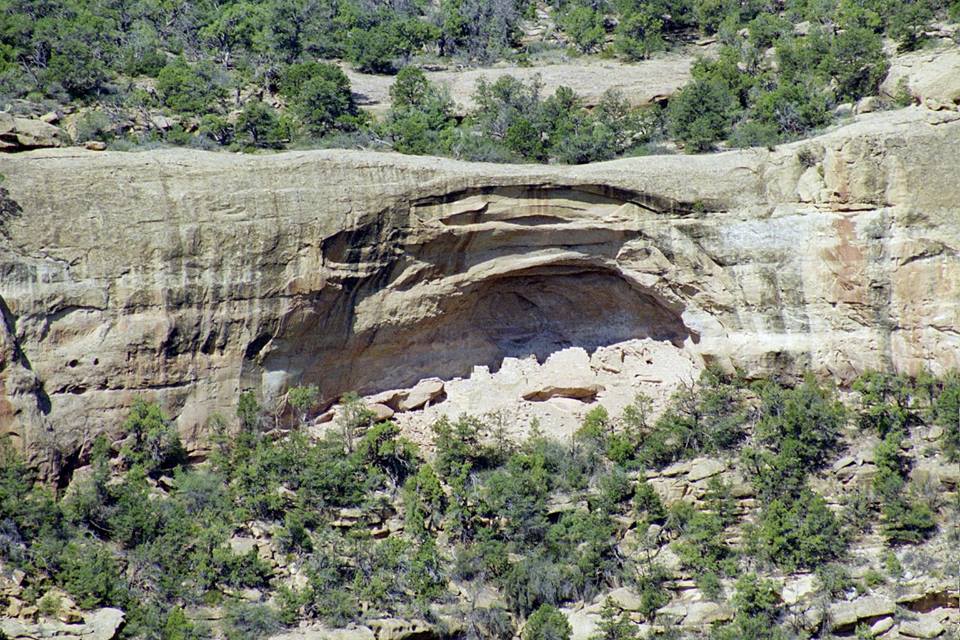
[{"xmin": 67, "ymin": 359, "xmax": 79, "ymax": 368}]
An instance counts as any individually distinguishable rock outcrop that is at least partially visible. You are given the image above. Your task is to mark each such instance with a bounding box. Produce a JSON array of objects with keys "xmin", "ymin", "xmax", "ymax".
[
  {"xmin": 0, "ymin": 107, "xmax": 958, "ymax": 472},
  {"xmin": 0, "ymin": 113, "xmax": 67, "ymax": 152}
]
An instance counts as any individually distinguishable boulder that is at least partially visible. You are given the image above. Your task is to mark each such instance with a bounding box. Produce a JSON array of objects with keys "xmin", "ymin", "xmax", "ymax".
[
  {"xmin": 830, "ymin": 596, "xmax": 895, "ymax": 630},
  {"xmin": 899, "ymin": 616, "xmax": 945, "ymax": 638},
  {"xmin": 686, "ymin": 458, "xmax": 726, "ymax": 482},
  {"xmin": 367, "ymin": 403, "xmax": 395, "ymax": 421},
  {"xmin": 84, "ymin": 608, "xmax": 125, "ymax": 640},
  {"xmin": 881, "ymin": 45, "xmax": 960, "ymax": 109},
  {"xmin": 397, "ymin": 379, "xmax": 445, "ymax": 412},
  {"xmin": 683, "ymin": 601, "xmax": 734, "ymax": 627},
  {"xmin": 560, "ymin": 607, "xmax": 600, "ymax": 640},
  {"xmin": 606, "ymin": 587, "xmax": 645, "ymax": 612},
  {"xmin": 869, "ymin": 616, "xmax": 894, "ymax": 636},
  {"xmin": 0, "ymin": 112, "xmax": 67, "ymax": 150},
  {"xmin": 782, "ymin": 574, "xmax": 817, "ymax": 605},
  {"xmin": 366, "ymin": 618, "xmax": 434, "ymax": 640},
  {"xmin": 270, "ymin": 626, "xmax": 376, "ymax": 640}
]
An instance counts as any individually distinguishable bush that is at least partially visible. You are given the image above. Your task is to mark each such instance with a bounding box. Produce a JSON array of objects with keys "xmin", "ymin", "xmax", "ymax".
[
  {"xmin": 615, "ymin": 8, "xmax": 665, "ymax": 60},
  {"xmin": 222, "ymin": 602, "xmax": 281, "ymax": 640},
  {"xmin": 382, "ymin": 67, "xmax": 456, "ymax": 154},
  {"xmin": 524, "ymin": 604, "xmax": 572, "ymax": 640},
  {"xmin": 930, "ymin": 373, "xmax": 960, "ymax": 461},
  {"xmin": 637, "ymin": 368, "xmax": 746, "ymax": 467},
  {"xmin": 755, "ymin": 375, "xmax": 846, "ymax": 471},
  {"xmin": 283, "ymin": 63, "xmax": 360, "ymax": 137},
  {"xmin": 668, "ymin": 78, "xmax": 738, "ymax": 152},
  {"xmin": 559, "ymin": 6, "xmax": 606, "ymax": 53},
  {"xmin": 235, "ymin": 101, "xmax": 288, "ymax": 149},
  {"xmin": 711, "ymin": 573, "xmax": 785, "ymax": 640},
  {"xmin": 156, "ymin": 59, "xmax": 228, "ymax": 115},
  {"xmin": 827, "ymin": 28, "xmax": 889, "ymax": 101},
  {"xmin": 748, "ymin": 489, "xmax": 846, "ymax": 571},
  {"xmin": 120, "ymin": 399, "xmax": 187, "ymax": 476}
]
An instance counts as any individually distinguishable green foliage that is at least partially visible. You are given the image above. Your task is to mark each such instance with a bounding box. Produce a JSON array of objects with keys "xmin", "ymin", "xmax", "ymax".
[
  {"xmin": 591, "ymin": 599, "xmax": 638, "ymax": 640},
  {"xmin": 636, "ymin": 368, "xmax": 746, "ymax": 467},
  {"xmin": 930, "ymin": 373, "xmax": 960, "ymax": 461},
  {"xmin": 404, "ymin": 463, "xmax": 446, "ymax": 537},
  {"xmin": 120, "ymin": 399, "xmax": 187, "ymax": 476},
  {"xmin": 235, "ymin": 100, "xmax": 288, "ymax": 149},
  {"xmin": 223, "ymin": 601, "xmax": 281, "ymax": 640},
  {"xmin": 711, "ymin": 573, "xmax": 785, "ymax": 640},
  {"xmin": 755, "ymin": 375, "xmax": 846, "ymax": 471},
  {"xmin": 615, "ymin": 8, "xmax": 665, "ymax": 60},
  {"xmin": 282, "ymin": 62, "xmax": 361, "ymax": 137},
  {"xmin": 854, "ymin": 371, "xmax": 916, "ymax": 438},
  {"xmin": 156, "ymin": 59, "xmax": 228, "ymax": 115},
  {"xmin": 668, "ymin": 78, "xmax": 738, "ymax": 151},
  {"xmin": 827, "ymin": 28, "xmax": 889, "ymax": 101},
  {"xmin": 524, "ymin": 604, "xmax": 572, "ymax": 640},
  {"xmin": 558, "ymin": 6, "xmax": 606, "ymax": 53},
  {"xmin": 671, "ymin": 480, "xmax": 738, "ymax": 589},
  {"xmin": 381, "ymin": 67, "xmax": 456, "ymax": 154},
  {"xmin": 747, "ymin": 489, "xmax": 846, "ymax": 572},
  {"xmin": 237, "ymin": 391, "xmax": 261, "ymax": 432}
]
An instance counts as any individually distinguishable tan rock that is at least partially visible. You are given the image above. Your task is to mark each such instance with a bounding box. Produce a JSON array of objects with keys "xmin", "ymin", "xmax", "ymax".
[
  {"xmin": 683, "ymin": 601, "xmax": 734, "ymax": 627},
  {"xmin": 606, "ymin": 587, "xmax": 645, "ymax": 612},
  {"xmin": 782, "ymin": 574, "xmax": 817, "ymax": 606},
  {"xmin": 84, "ymin": 141, "xmax": 107, "ymax": 151},
  {"xmin": 343, "ymin": 53, "xmax": 697, "ymax": 117},
  {"xmin": 366, "ymin": 618, "xmax": 433, "ymax": 640},
  {"xmin": 84, "ymin": 608, "xmax": 125, "ymax": 640},
  {"xmin": 0, "ymin": 113, "xmax": 67, "ymax": 150},
  {"xmin": 397, "ymin": 379, "xmax": 444, "ymax": 412},
  {"xmin": 560, "ymin": 607, "xmax": 600, "ymax": 640},
  {"xmin": 899, "ymin": 616, "xmax": 945, "ymax": 638},
  {"xmin": 870, "ymin": 617, "xmax": 895, "ymax": 636},
  {"xmin": 881, "ymin": 45, "xmax": 960, "ymax": 109},
  {"xmin": 686, "ymin": 458, "xmax": 726, "ymax": 482},
  {"xmin": 367, "ymin": 403, "xmax": 395, "ymax": 421},
  {"xmin": 271, "ymin": 627, "xmax": 375, "ymax": 640},
  {"xmin": 830, "ymin": 596, "xmax": 896, "ymax": 630},
  {"xmin": 1, "ymin": 109, "xmax": 960, "ymax": 470}
]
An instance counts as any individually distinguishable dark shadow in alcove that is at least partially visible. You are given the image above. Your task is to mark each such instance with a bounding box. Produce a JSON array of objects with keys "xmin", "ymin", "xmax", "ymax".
[{"xmin": 260, "ymin": 264, "xmax": 695, "ymax": 407}]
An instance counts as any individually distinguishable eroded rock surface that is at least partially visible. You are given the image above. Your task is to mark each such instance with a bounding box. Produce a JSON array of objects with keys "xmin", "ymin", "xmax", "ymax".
[{"xmin": 0, "ymin": 108, "xmax": 959, "ymax": 471}]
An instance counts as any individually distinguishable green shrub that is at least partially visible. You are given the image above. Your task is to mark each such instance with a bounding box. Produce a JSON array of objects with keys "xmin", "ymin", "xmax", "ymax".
[
  {"xmin": 381, "ymin": 67, "xmax": 456, "ymax": 155},
  {"xmin": 668, "ymin": 78, "xmax": 738, "ymax": 152},
  {"xmin": 755, "ymin": 375, "xmax": 846, "ymax": 471},
  {"xmin": 747, "ymin": 489, "xmax": 846, "ymax": 571},
  {"xmin": 57, "ymin": 539, "xmax": 125, "ymax": 609},
  {"xmin": 711, "ymin": 573, "xmax": 785, "ymax": 640},
  {"xmin": 930, "ymin": 373, "xmax": 960, "ymax": 461},
  {"xmin": 615, "ymin": 8, "xmax": 665, "ymax": 60},
  {"xmin": 593, "ymin": 598, "xmax": 638, "ymax": 640},
  {"xmin": 288, "ymin": 63, "xmax": 362, "ymax": 137},
  {"xmin": 637, "ymin": 368, "xmax": 746, "ymax": 467},
  {"xmin": 559, "ymin": 6, "xmax": 606, "ymax": 53},
  {"xmin": 120, "ymin": 399, "xmax": 187, "ymax": 476},
  {"xmin": 881, "ymin": 494, "xmax": 937, "ymax": 544},
  {"xmin": 524, "ymin": 604, "xmax": 572, "ymax": 640},
  {"xmin": 156, "ymin": 59, "xmax": 228, "ymax": 115},
  {"xmin": 222, "ymin": 602, "xmax": 281, "ymax": 640},
  {"xmin": 235, "ymin": 100, "xmax": 288, "ymax": 149}
]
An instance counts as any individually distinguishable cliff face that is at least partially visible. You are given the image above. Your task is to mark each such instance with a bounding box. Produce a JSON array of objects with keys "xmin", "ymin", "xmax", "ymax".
[{"xmin": 1, "ymin": 108, "xmax": 959, "ymax": 472}]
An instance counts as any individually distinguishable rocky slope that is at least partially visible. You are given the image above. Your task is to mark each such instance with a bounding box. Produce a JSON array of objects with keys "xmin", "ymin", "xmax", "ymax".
[{"xmin": 0, "ymin": 107, "xmax": 959, "ymax": 474}]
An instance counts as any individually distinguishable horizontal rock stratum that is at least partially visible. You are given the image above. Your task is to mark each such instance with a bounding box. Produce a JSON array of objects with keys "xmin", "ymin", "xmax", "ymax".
[{"xmin": 1, "ymin": 107, "xmax": 959, "ymax": 473}]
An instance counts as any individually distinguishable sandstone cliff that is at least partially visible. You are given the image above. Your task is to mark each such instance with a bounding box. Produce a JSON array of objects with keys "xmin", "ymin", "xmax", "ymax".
[{"xmin": 1, "ymin": 107, "xmax": 958, "ymax": 473}]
